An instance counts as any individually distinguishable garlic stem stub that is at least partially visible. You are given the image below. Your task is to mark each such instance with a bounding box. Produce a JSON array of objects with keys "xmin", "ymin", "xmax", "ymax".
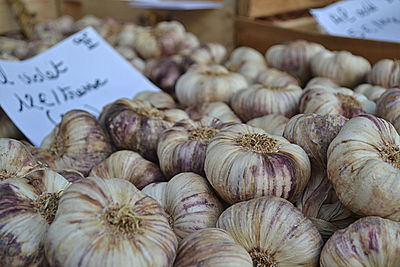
[
  {"xmin": 327, "ymin": 114, "xmax": 400, "ymax": 221},
  {"xmin": 205, "ymin": 124, "xmax": 311, "ymax": 204},
  {"xmin": 217, "ymin": 197, "xmax": 323, "ymax": 267},
  {"xmin": 40, "ymin": 110, "xmax": 112, "ymax": 176},
  {"xmin": 0, "ymin": 169, "xmax": 70, "ymax": 267},
  {"xmin": 320, "ymin": 216, "xmax": 400, "ymax": 267},
  {"xmin": 174, "ymin": 228, "xmax": 253, "ymax": 267},
  {"xmin": 142, "ymin": 172, "xmax": 223, "ymax": 240},
  {"xmin": 45, "ymin": 177, "xmax": 177, "ymax": 267}
]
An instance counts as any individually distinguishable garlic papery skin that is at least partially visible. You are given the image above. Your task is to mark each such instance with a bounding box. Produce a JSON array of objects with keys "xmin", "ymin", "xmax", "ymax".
[
  {"xmin": 99, "ymin": 99, "xmax": 189, "ymax": 162},
  {"xmin": 225, "ymin": 47, "xmax": 267, "ymax": 82},
  {"xmin": 0, "ymin": 138, "xmax": 41, "ymax": 182},
  {"xmin": 283, "ymin": 113, "xmax": 348, "ymax": 167},
  {"xmin": 266, "ymin": 40, "xmax": 325, "ymax": 84},
  {"xmin": 185, "ymin": 102, "xmax": 241, "ymax": 123},
  {"xmin": 377, "ymin": 88, "xmax": 400, "ymax": 133},
  {"xmin": 305, "ymin": 77, "xmax": 339, "ymax": 89},
  {"xmin": 310, "ymin": 50, "xmax": 371, "ymax": 88},
  {"xmin": 320, "ymin": 216, "xmax": 400, "ymax": 267},
  {"xmin": 142, "ymin": 172, "xmax": 223, "ymax": 240},
  {"xmin": 157, "ymin": 117, "xmax": 226, "ymax": 178},
  {"xmin": 204, "ymin": 124, "xmax": 311, "ymax": 204},
  {"xmin": 217, "ymin": 197, "xmax": 323, "ymax": 267},
  {"xmin": 0, "ymin": 169, "xmax": 70, "ymax": 267},
  {"xmin": 40, "ymin": 110, "xmax": 112, "ymax": 176},
  {"xmin": 174, "ymin": 228, "xmax": 253, "ymax": 267},
  {"xmin": 45, "ymin": 177, "xmax": 177, "ymax": 267},
  {"xmin": 254, "ymin": 68, "xmax": 300, "ymax": 87},
  {"xmin": 368, "ymin": 59, "xmax": 400, "ymax": 88},
  {"xmin": 247, "ymin": 114, "xmax": 289, "ymax": 136},
  {"xmin": 134, "ymin": 90, "xmax": 176, "ymax": 110},
  {"xmin": 89, "ymin": 150, "xmax": 164, "ymax": 189},
  {"xmin": 300, "ymin": 86, "xmax": 376, "ymax": 118},
  {"xmin": 176, "ymin": 65, "xmax": 248, "ymax": 107},
  {"xmin": 327, "ymin": 114, "xmax": 400, "ymax": 220},
  {"xmin": 189, "ymin": 43, "xmax": 227, "ymax": 66},
  {"xmin": 230, "ymin": 83, "xmax": 302, "ymax": 122},
  {"xmin": 354, "ymin": 83, "xmax": 387, "ymax": 102}
]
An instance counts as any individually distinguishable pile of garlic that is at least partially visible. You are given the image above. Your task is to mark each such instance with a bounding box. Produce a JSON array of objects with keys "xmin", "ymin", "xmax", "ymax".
[{"xmin": 1, "ymin": 16, "xmax": 400, "ymax": 266}]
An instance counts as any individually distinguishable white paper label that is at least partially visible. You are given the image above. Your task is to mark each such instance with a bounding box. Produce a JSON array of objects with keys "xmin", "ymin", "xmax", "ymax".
[
  {"xmin": 311, "ymin": 0, "xmax": 400, "ymax": 42},
  {"xmin": 0, "ymin": 27, "xmax": 160, "ymax": 146}
]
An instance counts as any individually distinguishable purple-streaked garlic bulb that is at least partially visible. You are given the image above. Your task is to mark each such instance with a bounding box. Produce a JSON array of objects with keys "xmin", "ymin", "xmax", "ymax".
[
  {"xmin": 376, "ymin": 88, "xmax": 400, "ymax": 133},
  {"xmin": 247, "ymin": 114, "xmax": 289, "ymax": 136},
  {"xmin": 354, "ymin": 84, "xmax": 387, "ymax": 102},
  {"xmin": 254, "ymin": 68, "xmax": 300, "ymax": 87},
  {"xmin": 133, "ymin": 90, "xmax": 176, "ymax": 110},
  {"xmin": 368, "ymin": 59, "xmax": 400, "ymax": 88},
  {"xmin": 305, "ymin": 77, "xmax": 339, "ymax": 89},
  {"xmin": 185, "ymin": 102, "xmax": 241, "ymax": 123},
  {"xmin": 188, "ymin": 43, "xmax": 227, "ymax": 66}
]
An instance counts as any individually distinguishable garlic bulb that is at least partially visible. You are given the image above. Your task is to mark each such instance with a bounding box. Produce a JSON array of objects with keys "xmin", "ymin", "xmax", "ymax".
[
  {"xmin": 266, "ymin": 40, "xmax": 325, "ymax": 84},
  {"xmin": 354, "ymin": 84, "xmax": 387, "ymax": 102},
  {"xmin": 0, "ymin": 169, "xmax": 70, "ymax": 267},
  {"xmin": 134, "ymin": 90, "xmax": 176, "ymax": 110},
  {"xmin": 57, "ymin": 169, "xmax": 84, "ymax": 183},
  {"xmin": 376, "ymin": 88, "xmax": 400, "ymax": 133},
  {"xmin": 217, "ymin": 197, "xmax": 323, "ymax": 266},
  {"xmin": 176, "ymin": 65, "xmax": 248, "ymax": 107},
  {"xmin": 305, "ymin": 77, "xmax": 339, "ymax": 89},
  {"xmin": 40, "ymin": 110, "xmax": 112, "ymax": 175},
  {"xmin": 189, "ymin": 43, "xmax": 227, "ymax": 66},
  {"xmin": 89, "ymin": 150, "xmax": 164, "ymax": 189},
  {"xmin": 115, "ymin": 46, "xmax": 145, "ymax": 72},
  {"xmin": 74, "ymin": 15, "xmax": 102, "ymax": 31},
  {"xmin": 321, "ymin": 216, "xmax": 400, "ymax": 266},
  {"xmin": 310, "ymin": 50, "xmax": 371, "ymax": 87},
  {"xmin": 230, "ymin": 83, "xmax": 302, "ymax": 122},
  {"xmin": 225, "ymin": 47, "xmax": 267, "ymax": 82},
  {"xmin": 99, "ymin": 99, "xmax": 188, "ymax": 162},
  {"xmin": 368, "ymin": 59, "xmax": 400, "ymax": 88},
  {"xmin": 177, "ymin": 32, "xmax": 200, "ymax": 55},
  {"xmin": 300, "ymin": 86, "xmax": 376, "ymax": 118},
  {"xmin": 135, "ymin": 21, "xmax": 186, "ymax": 59},
  {"xmin": 283, "ymin": 113, "xmax": 348, "ymax": 166},
  {"xmin": 45, "ymin": 177, "xmax": 177, "ymax": 267},
  {"xmin": 185, "ymin": 102, "xmax": 241, "ymax": 123},
  {"xmin": 327, "ymin": 114, "xmax": 400, "ymax": 220},
  {"xmin": 144, "ymin": 55, "xmax": 187, "ymax": 95},
  {"xmin": 174, "ymin": 228, "xmax": 252, "ymax": 267},
  {"xmin": 254, "ymin": 68, "xmax": 300, "ymax": 87},
  {"xmin": 247, "ymin": 114, "xmax": 289, "ymax": 136},
  {"xmin": 116, "ymin": 23, "xmax": 141, "ymax": 48},
  {"xmin": 142, "ymin": 172, "xmax": 223, "ymax": 239},
  {"xmin": 205, "ymin": 124, "xmax": 311, "ymax": 204},
  {"xmin": 0, "ymin": 138, "xmax": 41, "ymax": 181},
  {"xmin": 157, "ymin": 117, "xmax": 226, "ymax": 178}
]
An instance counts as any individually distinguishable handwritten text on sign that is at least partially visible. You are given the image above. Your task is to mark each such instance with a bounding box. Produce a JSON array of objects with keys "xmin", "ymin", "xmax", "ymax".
[
  {"xmin": 311, "ymin": 0, "xmax": 400, "ymax": 42},
  {"xmin": 0, "ymin": 27, "xmax": 160, "ymax": 146}
]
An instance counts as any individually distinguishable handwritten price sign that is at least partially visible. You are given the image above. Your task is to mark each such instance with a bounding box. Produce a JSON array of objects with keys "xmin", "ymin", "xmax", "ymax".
[
  {"xmin": 311, "ymin": 0, "xmax": 400, "ymax": 43},
  {"xmin": 0, "ymin": 27, "xmax": 160, "ymax": 146}
]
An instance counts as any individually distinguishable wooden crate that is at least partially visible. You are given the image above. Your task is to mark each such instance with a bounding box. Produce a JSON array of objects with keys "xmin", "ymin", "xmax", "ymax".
[
  {"xmin": 237, "ymin": 0, "xmax": 337, "ymax": 18},
  {"xmin": 235, "ymin": 16, "xmax": 400, "ymax": 64}
]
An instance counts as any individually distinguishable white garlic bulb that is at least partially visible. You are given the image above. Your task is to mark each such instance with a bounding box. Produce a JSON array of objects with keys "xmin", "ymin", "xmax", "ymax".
[
  {"xmin": 45, "ymin": 177, "xmax": 177, "ymax": 267},
  {"xmin": 376, "ymin": 88, "xmax": 400, "ymax": 133},
  {"xmin": 247, "ymin": 114, "xmax": 289, "ymax": 136},
  {"xmin": 305, "ymin": 77, "xmax": 339, "ymax": 89},
  {"xmin": 254, "ymin": 68, "xmax": 300, "ymax": 87},
  {"xmin": 354, "ymin": 84, "xmax": 387, "ymax": 102},
  {"xmin": 116, "ymin": 23, "xmax": 141, "ymax": 48},
  {"xmin": 157, "ymin": 117, "xmax": 226, "ymax": 178},
  {"xmin": 266, "ymin": 40, "xmax": 325, "ymax": 84},
  {"xmin": 189, "ymin": 43, "xmax": 227, "ymax": 66},
  {"xmin": 205, "ymin": 124, "xmax": 311, "ymax": 204},
  {"xmin": 40, "ymin": 110, "xmax": 112, "ymax": 175},
  {"xmin": 176, "ymin": 65, "xmax": 248, "ymax": 107},
  {"xmin": 89, "ymin": 150, "xmax": 164, "ymax": 189},
  {"xmin": 0, "ymin": 169, "xmax": 70, "ymax": 267},
  {"xmin": 300, "ymin": 85, "xmax": 376, "ymax": 118},
  {"xmin": 177, "ymin": 32, "xmax": 200, "ymax": 55},
  {"xmin": 142, "ymin": 172, "xmax": 223, "ymax": 239},
  {"xmin": 217, "ymin": 197, "xmax": 323, "ymax": 266},
  {"xmin": 174, "ymin": 228, "xmax": 253, "ymax": 267},
  {"xmin": 230, "ymin": 83, "xmax": 302, "ymax": 122},
  {"xmin": 185, "ymin": 102, "xmax": 241, "ymax": 123},
  {"xmin": 368, "ymin": 59, "xmax": 400, "ymax": 88},
  {"xmin": 321, "ymin": 216, "xmax": 400, "ymax": 266},
  {"xmin": 134, "ymin": 90, "xmax": 176, "ymax": 110},
  {"xmin": 310, "ymin": 50, "xmax": 371, "ymax": 88},
  {"xmin": 225, "ymin": 46, "xmax": 267, "ymax": 82},
  {"xmin": 327, "ymin": 114, "xmax": 400, "ymax": 220}
]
